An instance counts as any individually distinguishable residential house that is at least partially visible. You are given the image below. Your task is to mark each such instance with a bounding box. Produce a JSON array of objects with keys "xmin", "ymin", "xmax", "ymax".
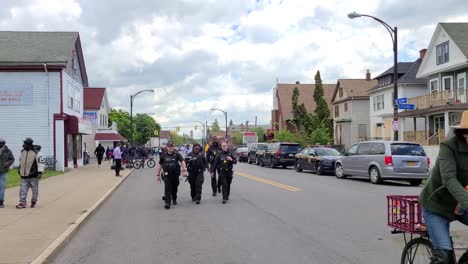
[
  {"xmin": 83, "ymin": 87, "xmax": 127, "ymax": 155},
  {"xmin": 368, "ymin": 51, "xmax": 428, "ymax": 141},
  {"xmin": 332, "ymin": 71, "xmax": 378, "ymax": 148},
  {"xmin": 0, "ymin": 31, "xmax": 92, "ymax": 171},
  {"xmin": 399, "ymin": 23, "xmax": 468, "ymax": 145},
  {"xmin": 271, "ymin": 81, "xmax": 335, "ymax": 132}
]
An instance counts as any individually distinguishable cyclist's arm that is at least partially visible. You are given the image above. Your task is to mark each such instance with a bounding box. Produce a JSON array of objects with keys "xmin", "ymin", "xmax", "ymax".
[{"xmin": 439, "ymin": 143, "xmax": 468, "ymax": 208}]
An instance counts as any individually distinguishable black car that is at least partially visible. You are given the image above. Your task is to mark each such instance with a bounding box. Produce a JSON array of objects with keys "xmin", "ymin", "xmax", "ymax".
[
  {"xmin": 260, "ymin": 142, "xmax": 301, "ymax": 168},
  {"xmin": 295, "ymin": 147, "xmax": 340, "ymax": 175},
  {"xmin": 235, "ymin": 147, "xmax": 249, "ymax": 162},
  {"xmin": 247, "ymin": 143, "xmax": 270, "ymax": 165}
]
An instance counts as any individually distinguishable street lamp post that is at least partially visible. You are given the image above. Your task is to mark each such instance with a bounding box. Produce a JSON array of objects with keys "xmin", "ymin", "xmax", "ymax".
[
  {"xmin": 194, "ymin": 120, "xmax": 206, "ymax": 148},
  {"xmin": 348, "ymin": 12, "xmax": 399, "ymax": 141},
  {"xmin": 130, "ymin": 89, "xmax": 154, "ymax": 146},
  {"xmin": 211, "ymin": 108, "xmax": 228, "ymax": 142}
]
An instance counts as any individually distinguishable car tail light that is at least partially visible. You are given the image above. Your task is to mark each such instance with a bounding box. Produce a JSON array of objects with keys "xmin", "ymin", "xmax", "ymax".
[
  {"xmin": 427, "ymin": 157, "xmax": 430, "ymax": 166},
  {"xmin": 384, "ymin": 156, "xmax": 393, "ymax": 166},
  {"xmin": 276, "ymin": 150, "xmax": 281, "ymax": 157}
]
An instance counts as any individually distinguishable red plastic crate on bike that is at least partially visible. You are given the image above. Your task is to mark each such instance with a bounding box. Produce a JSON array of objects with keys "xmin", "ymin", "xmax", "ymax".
[{"xmin": 387, "ymin": 195, "xmax": 427, "ymax": 234}]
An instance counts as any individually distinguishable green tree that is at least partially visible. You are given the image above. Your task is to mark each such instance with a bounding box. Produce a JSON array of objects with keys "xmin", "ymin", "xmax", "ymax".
[
  {"xmin": 233, "ymin": 131, "xmax": 243, "ymax": 145},
  {"xmin": 109, "ymin": 109, "xmax": 161, "ymax": 146},
  {"xmin": 211, "ymin": 119, "xmax": 221, "ymax": 132},
  {"xmin": 291, "ymin": 87, "xmax": 309, "ymax": 132},
  {"xmin": 170, "ymin": 131, "xmax": 185, "ymax": 146},
  {"xmin": 275, "ymin": 129, "xmax": 295, "ymax": 142},
  {"xmin": 314, "ymin": 71, "xmax": 332, "ymax": 124},
  {"xmin": 252, "ymin": 127, "xmax": 266, "ymax": 142}
]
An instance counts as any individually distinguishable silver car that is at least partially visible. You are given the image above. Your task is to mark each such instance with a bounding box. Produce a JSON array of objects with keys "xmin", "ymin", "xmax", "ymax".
[{"xmin": 334, "ymin": 141, "xmax": 430, "ymax": 186}]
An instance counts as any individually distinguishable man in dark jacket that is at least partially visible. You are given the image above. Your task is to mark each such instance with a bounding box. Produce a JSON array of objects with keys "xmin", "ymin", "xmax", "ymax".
[
  {"xmin": 186, "ymin": 143, "xmax": 206, "ymax": 204},
  {"xmin": 0, "ymin": 138, "xmax": 15, "ymax": 208},
  {"xmin": 420, "ymin": 110, "xmax": 468, "ymax": 263},
  {"xmin": 16, "ymin": 138, "xmax": 45, "ymax": 209},
  {"xmin": 212, "ymin": 141, "xmax": 237, "ymax": 204},
  {"xmin": 206, "ymin": 136, "xmax": 221, "ymax": 196},
  {"xmin": 94, "ymin": 144, "xmax": 105, "ymax": 166},
  {"xmin": 156, "ymin": 141, "xmax": 188, "ymax": 209}
]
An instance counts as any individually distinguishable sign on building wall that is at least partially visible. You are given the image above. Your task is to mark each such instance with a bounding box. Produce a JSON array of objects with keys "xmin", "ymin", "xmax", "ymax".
[
  {"xmin": 83, "ymin": 111, "xmax": 98, "ymax": 125},
  {"xmin": 0, "ymin": 84, "xmax": 33, "ymax": 105}
]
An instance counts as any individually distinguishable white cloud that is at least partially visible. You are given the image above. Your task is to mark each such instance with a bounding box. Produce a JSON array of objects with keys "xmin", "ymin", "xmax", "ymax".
[{"xmin": 0, "ymin": 0, "xmax": 467, "ymax": 138}]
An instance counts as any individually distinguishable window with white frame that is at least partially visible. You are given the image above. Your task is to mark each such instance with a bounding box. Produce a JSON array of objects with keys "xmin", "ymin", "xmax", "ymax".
[
  {"xmin": 375, "ymin": 94, "xmax": 385, "ymax": 110},
  {"xmin": 373, "ymin": 96, "xmax": 377, "ymax": 111},
  {"xmin": 74, "ymin": 87, "xmax": 80, "ymax": 112},
  {"xmin": 436, "ymin": 42, "xmax": 449, "ymax": 65},
  {"xmin": 67, "ymin": 82, "xmax": 74, "ymax": 110},
  {"xmin": 442, "ymin": 76, "xmax": 453, "ymax": 90},
  {"xmin": 430, "ymin": 79, "xmax": 439, "ymax": 93},
  {"xmin": 458, "ymin": 73, "xmax": 466, "ymax": 92}
]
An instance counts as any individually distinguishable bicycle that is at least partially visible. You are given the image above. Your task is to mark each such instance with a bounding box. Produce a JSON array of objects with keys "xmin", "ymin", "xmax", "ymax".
[
  {"xmin": 387, "ymin": 195, "xmax": 468, "ymax": 264},
  {"xmin": 130, "ymin": 157, "xmax": 156, "ymax": 169}
]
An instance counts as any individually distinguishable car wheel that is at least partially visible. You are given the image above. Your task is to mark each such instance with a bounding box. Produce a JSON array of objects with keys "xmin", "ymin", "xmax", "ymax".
[
  {"xmin": 270, "ymin": 159, "xmax": 276, "ymax": 169},
  {"xmin": 335, "ymin": 163, "xmax": 346, "ymax": 179},
  {"xmin": 369, "ymin": 166, "xmax": 383, "ymax": 184},
  {"xmin": 248, "ymin": 157, "xmax": 252, "ymax": 164},
  {"xmin": 316, "ymin": 162, "xmax": 323, "ymax": 175},
  {"xmin": 282, "ymin": 165, "xmax": 287, "ymax": 169},
  {"xmin": 260, "ymin": 158, "xmax": 265, "ymax": 167},
  {"xmin": 256, "ymin": 157, "xmax": 260, "ymax": 165},
  {"xmin": 295, "ymin": 161, "xmax": 303, "ymax": 172},
  {"xmin": 409, "ymin": 179, "xmax": 423, "ymax": 186}
]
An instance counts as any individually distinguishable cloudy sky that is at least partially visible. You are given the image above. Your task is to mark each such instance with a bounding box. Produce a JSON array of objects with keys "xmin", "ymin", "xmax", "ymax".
[{"xmin": 2, "ymin": 0, "xmax": 468, "ymax": 138}]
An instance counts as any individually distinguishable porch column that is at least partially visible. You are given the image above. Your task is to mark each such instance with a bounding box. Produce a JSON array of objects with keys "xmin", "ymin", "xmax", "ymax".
[{"xmin": 444, "ymin": 112, "xmax": 450, "ymax": 137}]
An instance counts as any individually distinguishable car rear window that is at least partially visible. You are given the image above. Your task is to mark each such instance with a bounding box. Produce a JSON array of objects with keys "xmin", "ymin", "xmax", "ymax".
[
  {"xmin": 257, "ymin": 144, "xmax": 269, "ymax": 150},
  {"xmin": 315, "ymin": 148, "xmax": 340, "ymax": 156},
  {"xmin": 391, "ymin": 144, "xmax": 426, "ymax": 156},
  {"xmin": 280, "ymin": 144, "xmax": 300, "ymax": 152}
]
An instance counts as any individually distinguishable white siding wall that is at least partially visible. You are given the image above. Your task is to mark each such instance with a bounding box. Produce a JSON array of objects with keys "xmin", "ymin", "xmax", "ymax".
[
  {"xmin": 369, "ymin": 88, "xmax": 394, "ymax": 138},
  {"xmin": 350, "ymin": 100, "xmax": 370, "ymax": 142},
  {"xmin": 0, "ymin": 72, "xmax": 60, "ymax": 167}
]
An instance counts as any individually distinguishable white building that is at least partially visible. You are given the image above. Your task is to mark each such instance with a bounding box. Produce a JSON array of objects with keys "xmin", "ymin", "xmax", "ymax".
[
  {"xmin": 368, "ymin": 51, "xmax": 428, "ymax": 141},
  {"xmin": 399, "ymin": 23, "xmax": 468, "ymax": 145},
  {"xmin": 0, "ymin": 32, "xmax": 92, "ymax": 171},
  {"xmin": 332, "ymin": 71, "xmax": 378, "ymax": 148},
  {"xmin": 83, "ymin": 87, "xmax": 127, "ymax": 156}
]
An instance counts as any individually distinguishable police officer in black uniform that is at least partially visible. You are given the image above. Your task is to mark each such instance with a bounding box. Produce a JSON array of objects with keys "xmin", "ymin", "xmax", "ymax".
[
  {"xmin": 185, "ymin": 143, "xmax": 206, "ymax": 204},
  {"xmin": 156, "ymin": 141, "xmax": 188, "ymax": 209},
  {"xmin": 212, "ymin": 141, "xmax": 237, "ymax": 204},
  {"xmin": 206, "ymin": 136, "xmax": 221, "ymax": 196}
]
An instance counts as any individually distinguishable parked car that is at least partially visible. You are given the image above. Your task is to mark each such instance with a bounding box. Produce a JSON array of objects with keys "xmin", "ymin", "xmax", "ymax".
[
  {"xmin": 295, "ymin": 147, "xmax": 340, "ymax": 175},
  {"xmin": 260, "ymin": 142, "xmax": 301, "ymax": 168},
  {"xmin": 334, "ymin": 141, "xmax": 430, "ymax": 185},
  {"xmin": 247, "ymin": 143, "xmax": 270, "ymax": 165},
  {"xmin": 235, "ymin": 147, "xmax": 249, "ymax": 162}
]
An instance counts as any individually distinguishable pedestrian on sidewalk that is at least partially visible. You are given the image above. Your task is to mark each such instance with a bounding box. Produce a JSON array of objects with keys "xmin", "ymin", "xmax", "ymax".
[
  {"xmin": 0, "ymin": 138, "xmax": 15, "ymax": 208},
  {"xmin": 16, "ymin": 138, "xmax": 45, "ymax": 209},
  {"xmin": 212, "ymin": 141, "xmax": 237, "ymax": 204},
  {"xmin": 156, "ymin": 141, "xmax": 188, "ymax": 209},
  {"xmin": 185, "ymin": 143, "xmax": 206, "ymax": 204},
  {"xmin": 94, "ymin": 143, "xmax": 105, "ymax": 167},
  {"xmin": 105, "ymin": 146, "xmax": 110, "ymax": 161},
  {"xmin": 113, "ymin": 143, "xmax": 122, "ymax": 177}
]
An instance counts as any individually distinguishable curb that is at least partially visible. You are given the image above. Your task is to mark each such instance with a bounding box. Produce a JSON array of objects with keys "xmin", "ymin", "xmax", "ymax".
[{"xmin": 31, "ymin": 168, "xmax": 135, "ymax": 264}]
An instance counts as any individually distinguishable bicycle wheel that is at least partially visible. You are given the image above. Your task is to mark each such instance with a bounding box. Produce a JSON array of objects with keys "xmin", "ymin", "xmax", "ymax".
[
  {"xmin": 400, "ymin": 237, "xmax": 432, "ymax": 264},
  {"xmin": 147, "ymin": 159, "xmax": 156, "ymax": 168},
  {"xmin": 133, "ymin": 160, "xmax": 142, "ymax": 169}
]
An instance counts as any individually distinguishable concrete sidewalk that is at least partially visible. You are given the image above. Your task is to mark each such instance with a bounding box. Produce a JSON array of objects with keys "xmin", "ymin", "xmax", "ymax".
[{"xmin": 0, "ymin": 162, "xmax": 133, "ymax": 264}]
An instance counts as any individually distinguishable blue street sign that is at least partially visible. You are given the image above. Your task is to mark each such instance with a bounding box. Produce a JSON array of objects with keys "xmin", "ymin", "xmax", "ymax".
[
  {"xmin": 398, "ymin": 103, "xmax": 415, "ymax": 110},
  {"xmin": 396, "ymin": 97, "xmax": 407, "ymax": 104}
]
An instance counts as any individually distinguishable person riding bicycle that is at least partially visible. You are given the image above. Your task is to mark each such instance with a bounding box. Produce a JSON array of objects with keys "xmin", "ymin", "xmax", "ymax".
[{"xmin": 420, "ymin": 110, "xmax": 468, "ymax": 264}]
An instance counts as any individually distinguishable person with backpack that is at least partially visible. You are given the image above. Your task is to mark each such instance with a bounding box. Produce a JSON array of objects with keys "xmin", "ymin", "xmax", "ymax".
[
  {"xmin": 185, "ymin": 143, "xmax": 206, "ymax": 204},
  {"xmin": 156, "ymin": 141, "xmax": 188, "ymax": 209},
  {"xmin": 0, "ymin": 138, "xmax": 15, "ymax": 208},
  {"xmin": 16, "ymin": 138, "xmax": 45, "ymax": 209},
  {"xmin": 212, "ymin": 141, "xmax": 237, "ymax": 204}
]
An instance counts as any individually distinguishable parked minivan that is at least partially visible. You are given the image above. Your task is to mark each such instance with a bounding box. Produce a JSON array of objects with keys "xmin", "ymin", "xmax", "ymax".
[
  {"xmin": 260, "ymin": 142, "xmax": 301, "ymax": 168},
  {"xmin": 334, "ymin": 141, "xmax": 430, "ymax": 185}
]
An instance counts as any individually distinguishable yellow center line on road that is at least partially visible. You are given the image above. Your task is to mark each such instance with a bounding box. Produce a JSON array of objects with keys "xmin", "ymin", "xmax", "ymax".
[{"xmin": 235, "ymin": 171, "xmax": 302, "ymax": 192}]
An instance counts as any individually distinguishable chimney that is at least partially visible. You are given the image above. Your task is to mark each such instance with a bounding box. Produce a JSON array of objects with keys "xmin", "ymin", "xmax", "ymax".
[
  {"xmin": 419, "ymin": 49, "xmax": 427, "ymax": 60},
  {"xmin": 296, "ymin": 81, "xmax": 300, "ymax": 84},
  {"xmin": 365, "ymin": 69, "xmax": 371, "ymax": 81}
]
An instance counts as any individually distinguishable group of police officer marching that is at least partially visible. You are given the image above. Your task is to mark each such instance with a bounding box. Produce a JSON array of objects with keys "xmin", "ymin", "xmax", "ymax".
[{"xmin": 155, "ymin": 136, "xmax": 237, "ymax": 210}]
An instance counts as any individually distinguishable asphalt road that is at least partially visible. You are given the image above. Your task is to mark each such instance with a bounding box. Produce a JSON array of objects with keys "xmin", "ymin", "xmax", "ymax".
[{"xmin": 51, "ymin": 161, "xmax": 424, "ymax": 264}]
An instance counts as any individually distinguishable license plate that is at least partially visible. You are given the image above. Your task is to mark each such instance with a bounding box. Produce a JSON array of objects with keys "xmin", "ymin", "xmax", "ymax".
[
  {"xmin": 288, "ymin": 154, "xmax": 294, "ymax": 157},
  {"xmin": 407, "ymin": 161, "xmax": 417, "ymax": 166}
]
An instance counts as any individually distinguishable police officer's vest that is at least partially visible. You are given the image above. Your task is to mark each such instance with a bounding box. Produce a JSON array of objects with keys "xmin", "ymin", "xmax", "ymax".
[
  {"xmin": 161, "ymin": 153, "xmax": 181, "ymax": 174},
  {"xmin": 218, "ymin": 152, "xmax": 234, "ymax": 171},
  {"xmin": 187, "ymin": 153, "xmax": 204, "ymax": 174}
]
